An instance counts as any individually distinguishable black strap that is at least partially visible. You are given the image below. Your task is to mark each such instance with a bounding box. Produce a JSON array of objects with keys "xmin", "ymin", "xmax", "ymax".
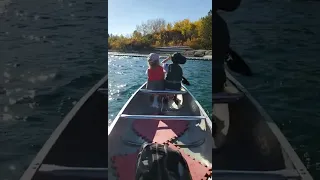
[
  {"xmin": 156, "ymin": 144, "xmax": 161, "ymax": 180},
  {"xmin": 177, "ymin": 151, "xmax": 192, "ymax": 180}
]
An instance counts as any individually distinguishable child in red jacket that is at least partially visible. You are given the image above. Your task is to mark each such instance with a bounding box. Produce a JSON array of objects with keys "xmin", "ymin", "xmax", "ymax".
[{"xmin": 146, "ymin": 53, "xmax": 164, "ymax": 108}]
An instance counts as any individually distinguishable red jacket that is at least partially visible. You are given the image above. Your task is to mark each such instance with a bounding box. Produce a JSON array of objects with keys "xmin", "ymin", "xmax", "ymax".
[{"xmin": 147, "ymin": 66, "xmax": 164, "ymax": 81}]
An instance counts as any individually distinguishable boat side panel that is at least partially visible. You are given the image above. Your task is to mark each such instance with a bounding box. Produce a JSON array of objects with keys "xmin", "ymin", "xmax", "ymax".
[
  {"xmin": 212, "ymin": 78, "xmax": 287, "ymax": 171},
  {"xmin": 38, "ymin": 91, "xmax": 108, "ymax": 167},
  {"xmin": 20, "ymin": 75, "xmax": 108, "ymax": 180},
  {"xmin": 225, "ymin": 72, "xmax": 312, "ymax": 179},
  {"xmin": 229, "ymin": 97, "xmax": 285, "ymax": 170}
]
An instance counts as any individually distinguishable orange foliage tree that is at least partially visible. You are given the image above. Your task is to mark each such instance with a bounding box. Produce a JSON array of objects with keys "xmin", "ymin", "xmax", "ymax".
[{"xmin": 108, "ymin": 10, "xmax": 212, "ymax": 51}]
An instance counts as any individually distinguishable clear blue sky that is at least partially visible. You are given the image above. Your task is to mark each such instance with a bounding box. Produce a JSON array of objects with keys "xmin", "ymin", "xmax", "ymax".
[{"xmin": 108, "ymin": 0, "xmax": 212, "ymax": 36}]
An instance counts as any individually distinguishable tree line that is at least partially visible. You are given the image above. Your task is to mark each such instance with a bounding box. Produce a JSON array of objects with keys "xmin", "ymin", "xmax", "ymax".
[{"xmin": 108, "ymin": 10, "xmax": 212, "ymax": 51}]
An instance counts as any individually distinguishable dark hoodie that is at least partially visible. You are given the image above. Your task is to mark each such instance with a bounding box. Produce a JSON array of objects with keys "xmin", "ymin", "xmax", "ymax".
[{"xmin": 212, "ymin": 0, "xmax": 241, "ymax": 93}]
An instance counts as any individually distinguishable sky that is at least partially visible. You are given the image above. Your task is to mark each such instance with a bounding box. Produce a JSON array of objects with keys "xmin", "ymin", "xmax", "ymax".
[{"xmin": 108, "ymin": 0, "xmax": 212, "ymax": 36}]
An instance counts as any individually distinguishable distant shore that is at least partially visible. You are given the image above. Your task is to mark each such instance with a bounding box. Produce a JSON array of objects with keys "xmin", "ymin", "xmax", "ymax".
[{"xmin": 108, "ymin": 49, "xmax": 212, "ymax": 60}]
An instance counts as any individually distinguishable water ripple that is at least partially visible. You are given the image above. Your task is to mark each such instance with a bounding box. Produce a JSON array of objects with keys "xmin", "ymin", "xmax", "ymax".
[{"xmin": 0, "ymin": 0, "xmax": 107, "ymax": 179}]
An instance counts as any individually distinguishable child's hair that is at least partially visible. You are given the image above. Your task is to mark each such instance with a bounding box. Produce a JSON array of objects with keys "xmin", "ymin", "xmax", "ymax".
[{"xmin": 148, "ymin": 60, "xmax": 160, "ymax": 69}]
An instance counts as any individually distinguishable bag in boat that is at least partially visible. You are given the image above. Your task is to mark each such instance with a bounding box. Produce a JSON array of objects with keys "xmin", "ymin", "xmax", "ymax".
[
  {"xmin": 171, "ymin": 52, "xmax": 187, "ymax": 64},
  {"xmin": 135, "ymin": 142, "xmax": 192, "ymax": 180}
]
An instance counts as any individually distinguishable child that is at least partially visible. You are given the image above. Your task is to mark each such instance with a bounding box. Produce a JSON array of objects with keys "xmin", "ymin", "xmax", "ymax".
[
  {"xmin": 146, "ymin": 53, "xmax": 165, "ymax": 108},
  {"xmin": 161, "ymin": 53, "xmax": 186, "ymax": 105},
  {"xmin": 161, "ymin": 52, "xmax": 184, "ymax": 91}
]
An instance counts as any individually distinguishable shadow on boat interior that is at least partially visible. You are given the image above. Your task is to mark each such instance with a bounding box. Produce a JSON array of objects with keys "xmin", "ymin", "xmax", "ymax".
[
  {"xmin": 30, "ymin": 82, "xmax": 109, "ymax": 180},
  {"xmin": 212, "ymin": 94, "xmax": 290, "ymax": 171}
]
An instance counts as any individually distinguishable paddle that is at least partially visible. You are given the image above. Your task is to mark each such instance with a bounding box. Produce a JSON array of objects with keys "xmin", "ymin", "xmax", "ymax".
[
  {"xmin": 182, "ymin": 76, "xmax": 190, "ymax": 86},
  {"xmin": 225, "ymin": 47, "xmax": 253, "ymax": 76}
]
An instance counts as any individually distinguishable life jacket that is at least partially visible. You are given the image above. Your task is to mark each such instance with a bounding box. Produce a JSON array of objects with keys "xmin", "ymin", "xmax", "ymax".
[
  {"xmin": 165, "ymin": 64, "xmax": 182, "ymax": 90},
  {"xmin": 148, "ymin": 66, "xmax": 164, "ymax": 81}
]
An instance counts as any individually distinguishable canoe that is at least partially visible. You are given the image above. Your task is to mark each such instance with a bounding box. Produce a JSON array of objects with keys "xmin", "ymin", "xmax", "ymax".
[
  {"xmin": 211, "ymin": 71, "xmax": 313, "ymax": 180},
  {"xmin": 108, "ymin": 82, "xmax": 213, "ymax": 180},
  {"xmin": 20, "ymin": 74, "xmax": 214, "ymax": 180}
]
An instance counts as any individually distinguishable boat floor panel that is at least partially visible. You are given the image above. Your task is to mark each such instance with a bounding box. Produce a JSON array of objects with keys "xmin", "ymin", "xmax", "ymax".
[
  {"xmin": 168, "ymin": 143, "xmax": 212, "ymax": 179},
  {"xmin": 112, "ymin": 152, "xmax": 138, "ymax": 180},
  {"xmin": 122, "ymin": 119, "xmax": 208, "ymax": 146},
  {"xmin": 109, "ymin": 119, "xmax": 213, "ymax": 180},
  {"xmin": 174, "ymin": 131, "xmax": 213, "ymax": 167},
  {"xmin": 132, "ymin": 119, "xmax": 189, "ymax": 144},
  {"xmin": 174, "ymin": 119, "xmax": 207, "ymax": 144}
]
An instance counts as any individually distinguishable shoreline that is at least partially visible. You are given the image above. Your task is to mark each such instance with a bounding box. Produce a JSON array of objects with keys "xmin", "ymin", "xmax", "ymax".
[{"xmin": 108, "ymin": 49, "xmax": 212, "ymax": 60}]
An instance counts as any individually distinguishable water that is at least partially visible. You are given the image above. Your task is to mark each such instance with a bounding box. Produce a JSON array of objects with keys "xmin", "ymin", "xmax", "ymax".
[
  {"xmin": 221, "ymin": 0, "xmax": 320, "ymax": 178},
  {"xmin": 0, "ymin": 0, "xmax": 320, "ymax": 179},
  {"xmin": 108, "ymin": 55, "xmax": 212, "ymax": 124},
  {"xmin": 0, "ymin": 0, "xmax": 107, "ymax": 179}
]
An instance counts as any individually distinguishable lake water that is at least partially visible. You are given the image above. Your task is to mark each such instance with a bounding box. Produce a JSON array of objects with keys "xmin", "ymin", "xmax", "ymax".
[{"xmin": 0, "ymin": 0, "xmax": 107, "ymax": 179}]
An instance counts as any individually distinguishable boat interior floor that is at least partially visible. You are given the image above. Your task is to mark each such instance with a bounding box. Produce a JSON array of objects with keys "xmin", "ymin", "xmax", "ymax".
[{"xmin": 108, "ymin": 93, "xmax": 213, "ymax": 180}]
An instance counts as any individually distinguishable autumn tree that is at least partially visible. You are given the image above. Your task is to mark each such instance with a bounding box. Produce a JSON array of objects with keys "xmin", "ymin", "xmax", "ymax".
[
  {"xmin": 198, "ymin": 10, "xmax": 212, "ymax": 49},
  {"xmin": 136, "ymin": 18, "xmax": 166, "ymax": 35},
  {"xmin": 108, "ymin": 10, "xmax": 212, "ymax": 51}
]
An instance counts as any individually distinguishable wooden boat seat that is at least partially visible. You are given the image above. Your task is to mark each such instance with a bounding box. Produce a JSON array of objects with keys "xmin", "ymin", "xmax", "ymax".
[
  {"xmin": 139, "ymin": 89, "xmax": 187, "ymax": 95},
  {"xmin": 212, "ymin": 92, "xmax": 244, "ymax": 103},
  {"xmin": 38, "ymin": 164, "xmax": 108, "ymax": 178},
  {"xmin": 120, "ymin": 114, "xmax": 205, "ymax": 121}
]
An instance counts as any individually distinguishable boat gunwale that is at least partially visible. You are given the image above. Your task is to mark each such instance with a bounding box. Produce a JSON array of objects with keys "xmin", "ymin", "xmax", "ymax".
[
  {"xmin": 20, "ymin": 74, "xmax": 108, "ymax": 180},
  {"xmin": 226, "ymin": 71, "xmax": 313, "ymax": 179}
]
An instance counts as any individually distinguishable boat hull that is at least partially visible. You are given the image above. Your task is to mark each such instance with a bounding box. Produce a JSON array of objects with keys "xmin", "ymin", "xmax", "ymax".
[
  {"xmin": 211, "ymin": 71, "xmax": 313, "ymax": 179},
  {"xmin": 20, "ymin": 72, "xmax": 313, "ymax": 180}
]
